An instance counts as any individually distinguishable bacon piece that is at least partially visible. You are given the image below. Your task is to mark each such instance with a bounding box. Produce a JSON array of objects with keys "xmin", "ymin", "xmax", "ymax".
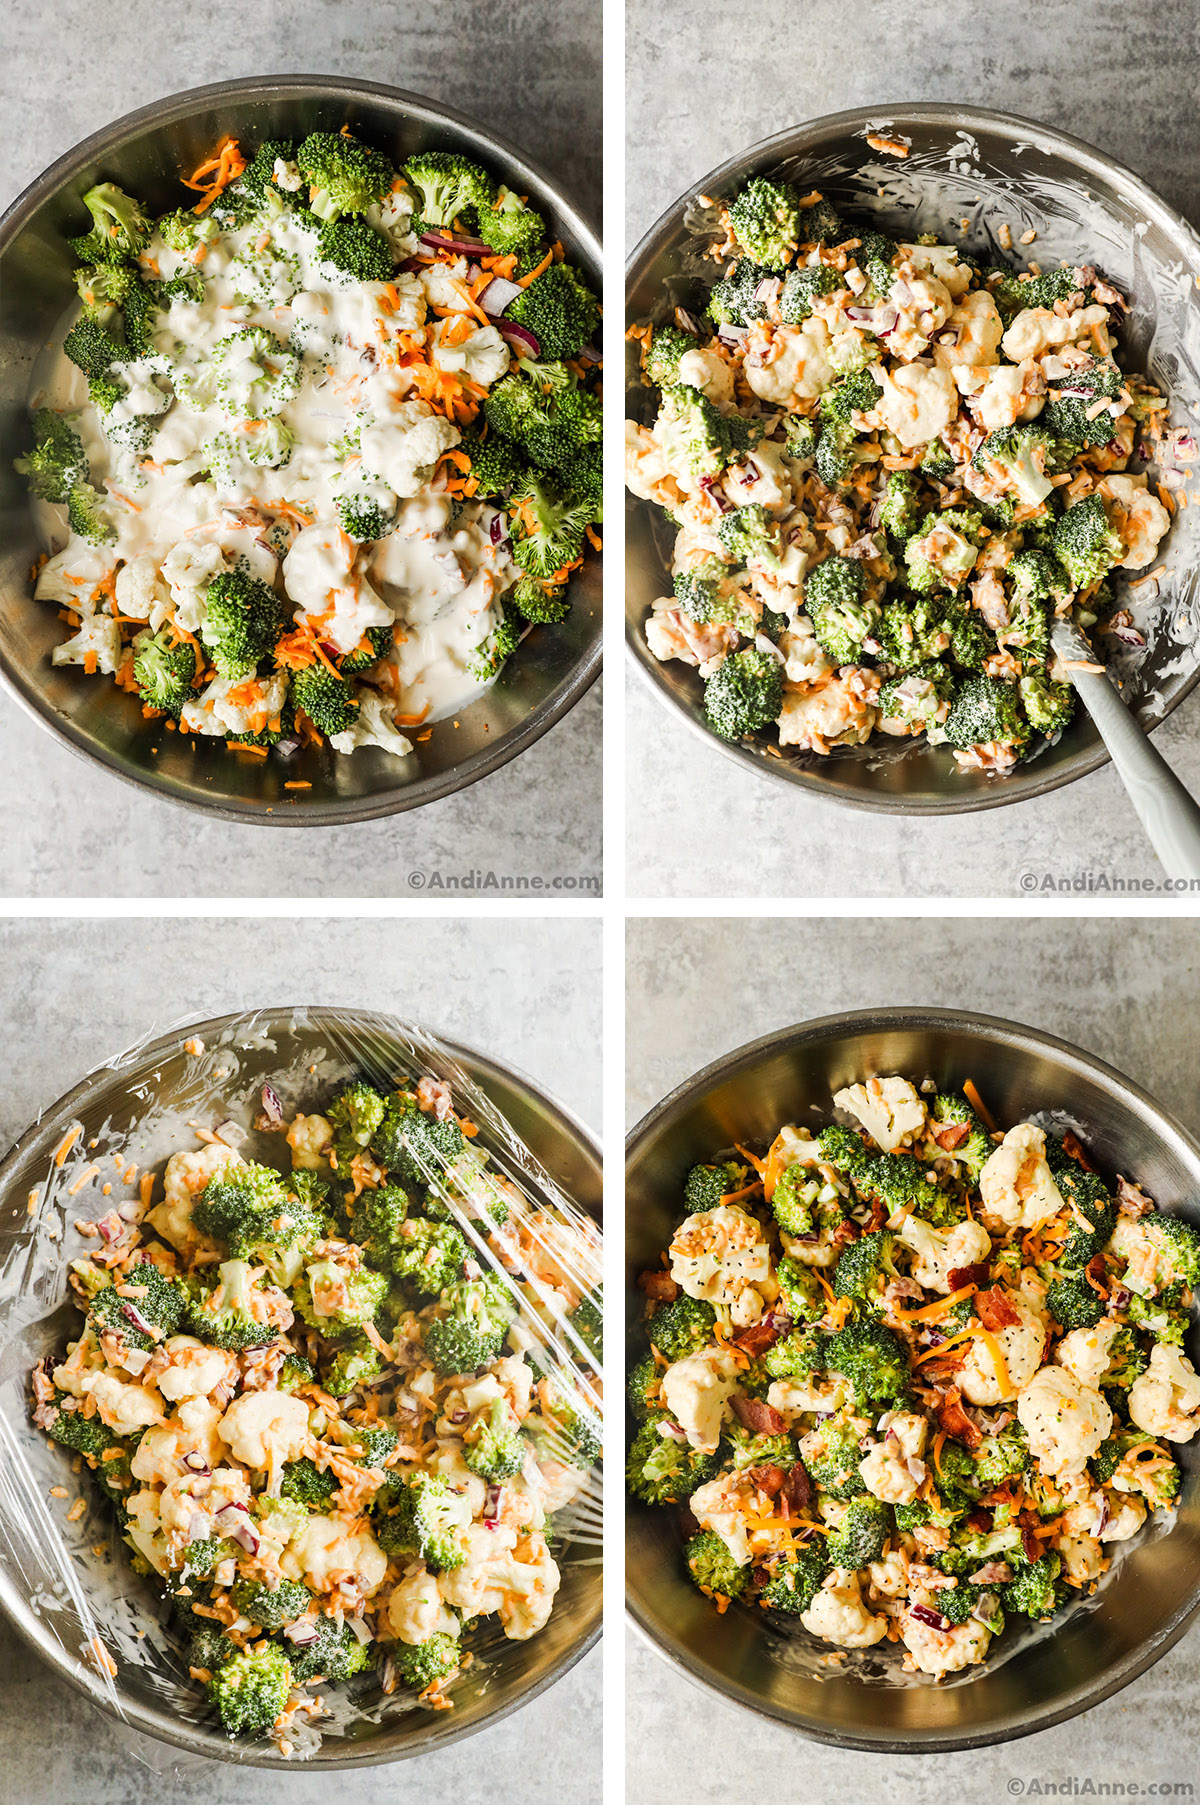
[
  {"xmin": 1061, "ymin": 1131, "xmax": 1097, "ymax": 1171},
  {"xmin": 832, "ymin": 1217, "xmax": 861, "ymax": 1248},
  {"xmin": 416, "ymin": 1076, "xmax": 453, "ymax": 1121},
  {"xmin": 1085, "ymin": 1253, "xmax": 1109, "ymax": 1298},
  {"xmin": 933, "ymin": 1122, "xmax": 970, "ymax": 1151},
  {"xmin": 733, "ymin": 1311, "xmax": 790, "ymax": 1357},
  {"xmin": 731, "ymin": 1395, "xmax": 786, "ymax": 1436},
  {"xmin": 639, "ymin": 1270, "xmax": 678, "ymax": 1302},
  {"xmin": 974, "ymin": 1286, "xmax": 1021, "ymax": 1331},
  {"xmin": 784, "ymin": 1459, "xmax": 813, "ymax": 1515},
  {"xmin": 1116, "ymin": 1175, "xmax": 1156, "ymax": 1217},
  {"xmin": 1021, "ymin": 1524, "xmax": 1042, "ymax": 1564},
  {"xmin": 933, "ymin": 1385, "xmax": 982, "ymax": 1450},
  {"xmin": 747, "ymin": 1463, "xmax": 786, "ymax": 1499},
  {"xmin": 947, "ymin": 1262, "xmax": 990, "ymax": 1291},
  {"xmin": 966, "ymin": 1507, "xmax": 992, "ymax": 1533},
  {"xmin": 917, "ymin": 1354, "xmax": 967, "ymax": 1384}
]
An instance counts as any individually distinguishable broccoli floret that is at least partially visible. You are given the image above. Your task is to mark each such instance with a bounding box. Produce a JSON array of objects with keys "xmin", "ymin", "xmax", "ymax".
[
  {"xmin": 193, "ymin": 1160, "xmax": 318, "ymax": 1260},
  {"xmin": 1018, "ymin": 669, "xmax": 1075, "ymax": 735},
  {"xmin": 187, "ymin": 1258, "xmax": 282, "ymax": 1351},
  {"xmin": 403, "ymin": 149, "xmax": 493, "ymax": 229},
  {"xmin": 878, "ymin": 661, "xmax": 955, "ymax": 736},
  {"xmin": 569, "ymin": 1293, "xmax": 603, "ymax": 1363},
  {"xmin": 278, "ymin": 1353, "xmax": 316, "ymax": 1393},
  {"xmin": 157, "ymin": 207, "xmax": 219, "ymax": 254},
  {"xmin": 423, "ymin": 1273, "xmax": 512, "ymax": 1373},
  {"xmin": 929, "ymin": 1093, "xmax": 993, "ymax": 1180},
  {"xmin": 904, "ymin": 509, "xmax": 983, "ymax": 594},
  {"xmin": 707, "ymin": 258, "xmax": 770, "ymax": 328},
  {"xmin": 648, "ymin": 1295, "xmax": 717, "ymax": 1363},
  {"xmin": 88, "ymin": 1263, "xmax": 185, "ymax": 1351},
  {"xmin": 830, "ymin": 1231, "xmax": 901, "ymax": 1313},
  {"xmin": 46, "ymin": 1398, "xmax": 117, "ymax": 1461},
  {"xmin": 685, "ymin": 1529, "xmax": 749, "ymax": 1598},
  {"xmin": 784, "ymin": 414, "xmax": 821, "ymax": 461},
  {"xmin": 485, "ymin": 363, "xmax": 602, "ymax": 471},
  {"xmin": 287, "ymin": 1615, "xmax": 372, "ymax": 1684},
  {"xmin": 506, "ymin": 262, "xmax": 600, "ymax": 361},
  {"xmin": 626, "ymin": 1415, "xmax": 719, "ymax": 1504},
  {"xmin": 760, "ymin": 1323, "xmax": 826, "ymax": 1383},
  {"xmin": 779, "ymin": 263, "xmax": 842, "ymax": 324},
  {"xmin": 943, "ymin": 674, "xmax": 1031, "ymax": 755},
  {"xmin": 672, "ymin": 562, "xmax": 727, "ymax": 626},
  {"xmin": 801, "ymin": 199, "xmax": 844, "ymax": 245},
  {"xmin": 771, "ymin": 1163, "xmax": 824, "ymax": 1236},
  {"xmin": 468, "ymin": 597, "xmax": 523, "ymax": 683},
  {"xmin": 291, "ymin": 663, "xmax": 359, "ymax": 737},
  {"xmin": 826, "ymin": 1495, "xmax": 892, "ymax": 1567},
  {"xmin": 1091, "ymin": 1430, "xmax": 1181, "ymax": 1504},
  {"xmin": 1046, "ymin": 1274, "xmax": 1104, "ymax": 1330},
  {"xmin": 340, "ymin": 624, "xmax": 394, "ymax": 673},
  {"xmin": 974, "ymin": 1423, "xmax": 1030, "ymax": 1491},
  {"xmin": 771, "ymin": 1253, "xmax": 827, "ymax": 1324},
  {"xmin": 1125, "ymin": 1288, "xmax": 1190, "ymax": 1345},
  {"xmin": 879, "ymin": 469, "xmax": 924, "ymax": 542},
  {"xmin": 718, "ymin": 502, "xmax": 779, "ymax": 569},
  {"xmin": 463, "ymin": 430, "xmax": 528, "ymax": 498},
  {"xmin": 394, "ymin": 1631, "xmax": 462, "ymax": 1691},
  {"xmin": 726, "ymin": 1421, "xmax": 796, "ymax": 1471},
  {"xmin": 1056, "ymin": 1175, "xmax": 1117, "ymax": 1268},
  {"xmin": 296, "ymin": 129, "xmax": 394, "ymax": 222},
  {"xmin": 814, "ymin": 371, "xmax": 882, "ymax": 489},
  {"xmin": 1010, "ymin": 545, "xmax": 1071, "ymax": 609},
  {"xmin": 644, "ymin": 323, "xmax": 695, "ymax": 387},
  {"xmin": 329, "ymin": 1080, "xmax": 387, "ymax": 1154},
  {"xmin": 506, "ymin": 468, "xmax": 593, "ymax": 579},
  {"xmin": 475, "ymin": 183, "xmax": 545, "ymax": 260},
  {"xmin": 878, "ymin": 594, "xmax": 953, "ymax": 670},
  {"xmin": 199, "ymin": 571, "xmax": 282, "ymax": 679},
  {"xmin": 804, "ymin": 555, "xmax": 879, "ymax": 665},
  {"xmin": 314, "ymin": 215, "xmax": 394, "ymax": 282},
  {"xmin": 703, "ymin": 645, "xmax": 784, "ymax": 741},
  {"xmin": 294, "ymin": 1254, "xmax": 388, "ymax": 1332},
  {"xmin": 324, "ymin": 1337, "xmax": 383, "ymax": 1396},
  {"xmin": 465, "ymin": 1397, "xmax": 526, "ymax": 1481},
  {"xmin": 728, "ymin": 175, "xmax": 801, "ymax": 271},
  {"xmin": 972, "ymin": 424, "xmax": 1056, "ymax": 508},
  {"xmin": 69, "ymin": 182, "xmax": 151, "ymax": 266},
  {"xmin": 349, "ymin": 1182, "xmax": 411, "ymax": 1270},
  {"xmin": 1041, "ymin": 372, "xmax": 1122, "ymax": 455},
  {"xmin": 987, "ymin": 264, "xmax": 1091, "ymax": 325},
  {"xmin": 627, "ymin": 1354, "xmax": 661, "ymax": 1420},
  {"xmin": 803, "ymin": 1413, "xmax": 867, "ymax": 1499},
  {"xmin": 819, "ymin": 1124, "xmax": 954, "ymax": 1225},
  {"xmin": 186, "ymin": 1625, "xmax": 237, "ymax": 1676},
  {"xmin": 63, "ymin": 315, "xmax": 124, "ymax": 381},
  {"xmin": 14, "ymin": 408, "xmax": 89, "ymax": 503},
  {"xmin": 824, "ymin": 1318, "xmax": 910, "ymax": 1408},
  {"xmin": 229, "ymin": 1577, "xmax": 313, "ymax": 1632},
  {"xmin": 63, "ymin": 480, "xmax": 115, "ymax": 545},
  {"xmin": 335, "ymin": 492, "xmax": 392, "ymax": 542},
  {"xmin": 209, "ymin": 1642, "xmax": 292, "ymax": 1735},
  {"xmin": 373, "ymin": 1471, "xmax": 470, "ymax": 1568},
  {"xmin": 654, "ymin": 382, "xmax": 753, "ymax": 482},
  {"xmin": 758, "ymin": 1545, "xmax": 829, "ymax": 1613},
  {"xmin": 372, "ymin": 1094, "xmax": 465, "ymax": 1189},
  {"xmin": 1146, "ymin": 1214, "xmax": 1200, "ymax": 1286},
  {"xmin": 279, "ymin": 1457, "xmax": 338, "ymax": 1509},
  {"xmin": 1054, "ymin": 493, "xmax": 1123, "ymax": 590},
  {"xmin": 1000, "ymin": 1550, "xmax": 1064, "ymax": 1620},
  {"xmin": 1102, "ymin": 1326, "xmax": 1148, "ymax": 1392},
  {"xmin": 507, "ymin": 574, "xmax": 570, "ymax": 626},
  {"xmin": 132, "ymin": 630, "xmax": 199, "ymax": 717}
]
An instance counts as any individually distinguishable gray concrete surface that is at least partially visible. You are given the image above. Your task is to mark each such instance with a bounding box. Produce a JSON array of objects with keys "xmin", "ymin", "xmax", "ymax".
[
  {"xmin": 625, "ymin": 912, "xmax": 1200, "ymax": 1802},
  {"xmin": 0, "ymin": 0, "xmax": 601, "ymax": 898},
  {"xmin": 0, "ymin": 914, "xmax": 600, "ymax": 1804},
  {"xmin": 625, "ymin": 0, "xmax": 1200, "ymax": 898}
]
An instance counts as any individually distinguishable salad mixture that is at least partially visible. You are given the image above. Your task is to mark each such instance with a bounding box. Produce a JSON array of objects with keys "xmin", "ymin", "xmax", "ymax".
[
  {"xmin": 627, "ymin": 1073, "xmax": 1199, "ymax": 1678},
  {"xmin": 626, "ymin": 173, "xmax": 1172, "ymax": 770},
  {"xmin": 32, "ymin": 1068, "xmax": 601, "ymax": 1744},
  {"xmin": 17, "ymin": 129, "xmax": 601, "ymax": 759}
]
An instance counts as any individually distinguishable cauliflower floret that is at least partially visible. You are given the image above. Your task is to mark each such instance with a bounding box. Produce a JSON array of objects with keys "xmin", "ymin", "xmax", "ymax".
[
  {"xmin": 430, "ymin": 317, "xmax": 510, "ymax": 389},
  {"xmin": 668, "ymin": 1204, "xmax": 775, "ymax": 1327},
  {"xmin": 158, "ymin": 1464, "xmax": 251, "ymax": 1539},
  {"xmin": 866, "ymin": 1548, "xmax": 910, "ymax": 1599},
  {"xmin": 360, "ymin": 400, "xmax": 461, "ymax": 500},
  {"xmin": 1017, "ymin": 1365, "xmax": 1113, "ymax": 1476},
  {"xmin": 1096, "ymin": 474, "xmax": 1172, "ymax": 571},
  {"xmin": 625, "ymin": 419, "xmax": 683, "ymax": 510},
  {"xmin": 1100, "ymin": 1492, "xmax": 1147, "ymax": 1542},
  {"xmin": 286, "ymin": 1112, "xmax": 333, "ymax": 1171},
  {"xmin": 387, "ymin": 1561, "xmax": 461, "ymax": 1644},
  {"xmin": 880, "ymin": 264, "xmax": 952, "ymax": 359},
  {"xmin": 834, "ymin": 1075, "xmax": 926, "ymax": 1152},
  {"xmin": 660, "ymin": 1347, "xmax": 742, "ymax": 1453},
  {"xmin": 1001, "ymin": 303, "xmax": 1112, "ymax": 363},
  {"xmin": 687, "ymin": 1471, "xmax": 759, "ymax": 1565},
  {"xmin": 892, "ymin": 1215, "xmax": 991, "ymax": 1295},
  {"xmin": 743, "ymin": 319, "xmax": 835, "ymax": 406},
  {"xmin": 978, "ymin": 1122, "xmax": 1065, "ymax": 1229},
  {"xmin": 160, "ymin": 539, "xmax": 229, "ymax": 630},
  {"xmin": 725, "ymin": 442, "xmax": 799, "ymax": 516},
  {"xmin": 497, "ymin": 1531, "xmax": 561, "ymax": 1640},
  {"xmin": 899, "ymin": 242, "xmax": 973, "ymax": 298},
  {"xmin": 901, "ymin": 1602, "xmax": 992, "ymax": 1675},
  {"xmin": 959, "ymin": 1296, "xmax": 1045, "ymax": 1405},
  {"xmin": 217, "ymin": 1389, "xmax": 309, "ymax": 1484},
  {"xmin": 35, "ymin": 543, "xmax": 116, "ymax": 606},
  {"xmin": 131, "ymin": 1423, "xmax": 194, "ymax": 1486},
  {"xmin": 800, "ymin": 1568, "xmax": 888, "ymax": 1648},
  {"xmin": 1128, "ymin": 1343, "xmax": 1200, "ymax": 1442},
  {"xmin": 872, "ymin": 361, "xmax": 957, "ymax": 450},
  {"xmin": 933, "ymin": 289, "xmax": 1004, "ymax": 392},
  {"xmin": 437, "ymin": 1521, "xmax": 520, "ymax": 1616},
  {"xmin": 113, "ymin": 554, "xmax": 171, "ymax": 622},
  {"xmin": 180, "ymin": 669, "xmax": 290, "ymax": 739},
  {"xmin": 1056, "ymin": 1320, "xmax": 1122, "ymax": 1391},
  {"xmin": 780, "ymin": 617, "xmax": 835, "ymax": 685},
  {"xmin": 155, "ymin": 1335, "xmax": 236, "ymax": 1402},
  {"xmin": 777, "ymin": 672, "xmax": 878, "ymax": 752},
  {"xmin": 78, "ymin": 1370, "xmax": 165, "ymax": 1436},
  {"xmin": 1059, "ymin": 1531, "xmax": 1103, "ymax": 1583},
  {"xmin": 287, "ymin": 1514, "xmax": 389, "ymax": 1598},
  {"xmin": 51, "ymin": 611, "xmax": 122, "ymax": 675},
  {"xmin": 123, "ymin": 1487, "xmax": 169, "ymax": 1573},
  {"xmin": 363, "ymin": 187, "xmax": 418, "ymax": 261},
  {"xmin": 676, "ymin": 345, "xmax": 736, "ymax": 408},
  {"xmin": 327, "ymin": 691, "xmax": 414, "ymax": 759},
  {"xmin": 860, "ymin": 1410, "xmax": 928, "ymax": 1504},
  {"xmin": 976, "ymin": 358, "xmax": 1045, "ymax": 431},
  {"xmin": 767, "ymin": 1374, "xmax": 851, "ymax": 1420}
]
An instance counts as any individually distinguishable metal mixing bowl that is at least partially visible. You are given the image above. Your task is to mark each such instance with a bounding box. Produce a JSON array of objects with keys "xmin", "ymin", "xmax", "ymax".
[
  {"xmin": 626, "ymin": 105, "xmax": 1200, "ymax": 814},
  {"xmin": 626, "ymin": 1007, "xmax": 1200, "ymax": 1748},
  {"xmin": 0, "ymin": 1006, "xmax": 602, "ymax": 1767},
  {"xmin": 0, "ymin": 76, "xmax": 602, "ymax": 824}
]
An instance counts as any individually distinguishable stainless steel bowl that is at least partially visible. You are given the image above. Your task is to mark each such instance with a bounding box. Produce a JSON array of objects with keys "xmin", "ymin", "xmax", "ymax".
[
  {"xmin": 626, "ymin": 1007, "xmax": 1200, "ymax": 1748},
  {"xmin": 626, "ymin": 105, "xmax": 1200, "ymax": 815},
  {"xmin": 0, "ymin": 1006, "xmax": 602, "ymax": 1767},
  {"xmin": 0, "ymin": 76, "xmax": 602, "ymax": 824}
]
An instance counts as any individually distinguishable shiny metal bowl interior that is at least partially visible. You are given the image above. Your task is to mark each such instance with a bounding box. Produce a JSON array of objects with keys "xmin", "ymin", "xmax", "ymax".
[
  {"xmin": 0, "ymin": 1006, "xmax": 602, "ymax": 1768},
  {"xmin": 0, "ymin": 76, "xmax": 602, "ymax": 824},
  {"xmin": 626, "ymin": 104, "xmax": 1200, "ymax": 815},
  {"xmin": 626, "ymin": 1007, "xmax": 1200, "ymax": 1749}
]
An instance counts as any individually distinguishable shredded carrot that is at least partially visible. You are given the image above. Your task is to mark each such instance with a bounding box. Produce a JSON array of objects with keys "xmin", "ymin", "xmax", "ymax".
[
  {"xmin": 182, "ymin": 137, "xmax": 247, "ymax": 215},
  {"xmin": 54, "ymin": 1125, "xmax": 82, "ymax": 1167},
  {"xmin": 912, "ymin": 1327, "xmax": 978, "ymax": 1365},
  {"xmin": 394, "ymin": 703, "xmax": 431, "ymax": 727},
  {"xmin": 283, "ymin": 780, "xmax": 312, "ymax": 791},
  {"xmin": 517, "ymin": 249, "xmax": 554, "ymax": 288},
  {"xmin": 67, "ymin": 1165, "xmax": 100, "ymax": 1197},
  {"xmin": 932, "ymin": 1430, "xmax": 947, "ymax": 1478},
  {"xmin": 735, "ymin": 1143, "xmax": 767, "ymax": 1177},
  {"xmin": 892, "ymin": 1284, "xmax": 978, "ymax": 1323},
  {"xmin": 963, "ymin": 1080, "xmax": 997, "ymax": 1133},
  {"xmin": 717, "ymin": 1181, "xmax": 765, "ymax": 1208}
]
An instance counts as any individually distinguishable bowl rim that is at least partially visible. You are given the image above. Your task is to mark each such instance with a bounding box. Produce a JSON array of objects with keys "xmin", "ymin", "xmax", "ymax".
[
  {"xmin": 624, "ymin": 100, "xmax": 1200, "ymax": 816},
  {"xmin": 0, "ymin": 1003, "xmax": 602, "ymax": 1768},
  {"xmin": 624, "ymin": 1003, "xmax": 1200, "ymax": 1750},
  {"xmin": 0, "ymin": 73, "xmax": 602, "ymax": 826}
]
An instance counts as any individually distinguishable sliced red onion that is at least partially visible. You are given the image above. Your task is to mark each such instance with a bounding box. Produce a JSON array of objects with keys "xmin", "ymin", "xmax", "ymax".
[
  {"xmin": 261, "ymin": 1082, "xmax": 284, "ymax": 1126},
  {"xmin": 96, "ymin": 1212, "xmax": 124, "ymax": 1244},
  {"xmin": 499, "ymin": 318, "xmax": 541, "ymax": 358},
  {"xmin": 275, "ymin": 736, "xmax": 302, "ymax": 757},
  {"xmin": 347, "ymin": 1615, "xmax": 373, "ymax": 1645},
  {"xmin": 284, "ymin": 1618, "xmax": 320, "ymax": 1646},
  {"xmin": 449, "ymin": 1409, "xmax": 468, "ymax": 1424},
  {"xmin": 754, "ymin": 277, "xmax": 782, "ymax": 309},
  {"xmin": 397, "ymin": 256, "xmax": 423, "ymax": 274},
  {"xmin": 478, "ymin": 275, "xmax": 522, "ymax": 317},
  {"xmin": 319, "ymin": 640, "xmax": 340, "ymax": 662},
  {"xmin": 755, "ymin": 633, "xmax": 786, "ymax": 665},
  {"xmin": 970, "ymin": 1594, "xmax": 997, "ymax": 1626},
  {"xmin": 215, "ymin": 1501, "xmax": 260, "ymax": 1556},
  {"xmin": 483, "ymin": 1483, "xmax": 505, "ymax": 1527},
  {"xmin": 577, "ymin": 342, "xmax": 601, "ymax": 364},
  {"xmin": 215, "ymin": 1119, "xmax": 246, "ymax": 1148},
  {"xmin": 906, "ymin": 1456, "xmax": 928, "ymax": 1485},
  {"xmin": 182, "ymin": 1451, "xmax": 210, "ymax": 1474},
  {"xmin": 489, "ymin": 513, "xmax": 508, "ymax": 545},
  {"xmin": 659, "ymin": 1421, "xmax": 688, "ymax": 1441},
  {"xmin": 419, "ymin": 230, "xmax": 493, "ymax": 257},
  {"xmin": 117, "ymin": 1200, "xmax": 142, "ymax": 1222},
  {"xmin": 186, "ymin": 1511, "xmax": 211, "ymax": 1543},
  {"xmin": 1109, "ymin": 623, "xmax": 1146, "ymax": 647},
  {"xmin": 716, "ymin": 323, "xmax": 748, "ymax": 346},
  {"xmin": 122, "ymin": 1300, "xmax": 156, "ymax": 1338},
  {"xmin": 910, "ymin": 1602, "xmax": 950, "ymax": 1632}
]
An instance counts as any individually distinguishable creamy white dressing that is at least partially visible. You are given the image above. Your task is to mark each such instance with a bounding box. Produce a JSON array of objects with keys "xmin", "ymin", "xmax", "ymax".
[{"xmin": 29, "ymin": 190, "xmax": 521, "ymax": 744}]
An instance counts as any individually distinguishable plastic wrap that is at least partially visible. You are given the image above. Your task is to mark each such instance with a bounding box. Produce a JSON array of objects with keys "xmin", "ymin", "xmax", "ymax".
[{"xmin": 0, "ymin": 1006, "xmax": 602, "ymax": 1768}]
